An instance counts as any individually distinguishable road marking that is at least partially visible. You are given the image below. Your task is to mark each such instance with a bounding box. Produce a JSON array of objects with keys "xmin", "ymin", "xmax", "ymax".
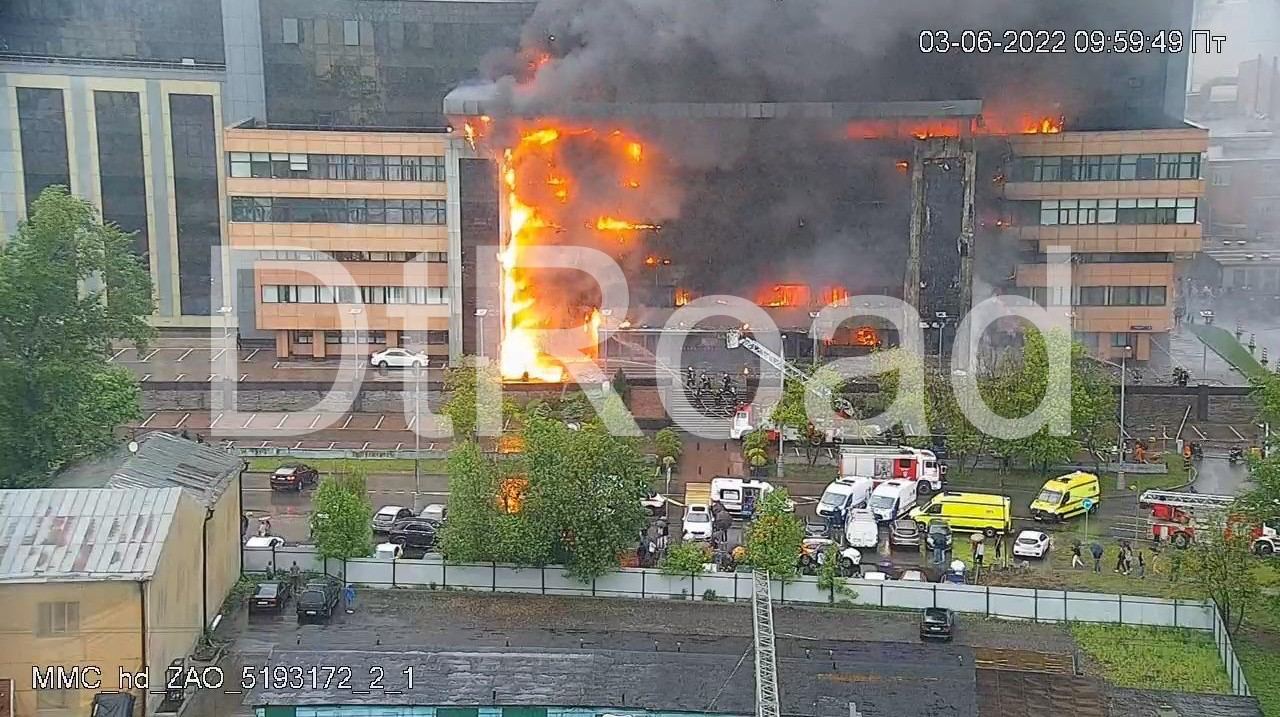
[
  {"xmin": 407, "ymin": 416, "xmax": 417, "ymax": 430},
  {"xmin": 293, "ymin": 441, "xmax": 303, "ymax": 450},
  {"xmin": 374, "ymin": 416, "xmax": 385, "ymax": 430},
  {"xmin": 1229, "ymin": 425, "xmax": 1245, "ymax": 441},
  {"xmin": 427, "ymin": 442, "xmax": 436, "ymax": 451},
  {"xmin": 212, "ymin": 348, "xmax": 226, "ymax": 361},
  {"xmin": 244, "ymin": 349, "xmax": 261, "ymax": 362},
  {"xmin": 275, "ymin": 415, "xmax": 289, "ymax": 429},
  {"xmin": 140, "ymin": 374, "xmax": 151, "ymax": 382},
  {"xmin": 328, "ymin": 442, "xmax": 336, "ymax": 450},
  {"xmin": 240, "ymin": 374, "xmax": 248, "ymax": 382},
  {"xmin": 175, "ymin": 413, "xmax": 191, "ymax": 429},
  {"xmin": 361, "ymin": 442, "xmax": 370, "ymax": 450},
  {"xmin": 395, "ymin": 442, "xmax": 404, "ymax": 451},
  {"xmin": 273, "ymin": 361, "xmax": 281, "ymax": 369},
  {"xmin": 208, "ymin": 374, "xmax": 219, "ymax": 382},
  {"xmin": 242, "ymin": 414, "xmax": 256, "ymax": 429},
  {"xmin": 260, "ymin": 440, "xmax": 270, "ymax": 448},
  {"xmin": 109, "ymin": 348, "xmax": 127, "ymax": 362},
  {"xmin": 341, "ymin": 415, "xmax": 353, "ymax": 430},
  {"xmin": 174, "ymin": 373, "xmax": 185, "ymax": 382},
  {"xmin": 140, "ymin": 349, "xmax": 159, "ymax": 362},
  {"xmin": 140, "ymin": 412, "xmax": 157, "ymax": 428},
  {"xmin": 309, "ymin": 415, "xmax": 320, "ymax": 429},
  {"xmin": 210, "ymin": 413, "xmax": 223, "ymax": 428},
  {"xmin": 177, "ymin": 348, "xmax": 194, "ymax": 362},
  {"xmin": 1192, "ymin": 425, "xmax": 1207, "ymax": 440}
]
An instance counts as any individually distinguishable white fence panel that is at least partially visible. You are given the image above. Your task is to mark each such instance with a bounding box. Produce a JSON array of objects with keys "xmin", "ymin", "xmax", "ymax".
[
  {"xmin": 594, "ymin": 570, "xmax": 649, "ymax": 598},
  {"xmin": 933, "ymin": 582, "xmax": 988, "ymax": 614},
  {"xmin": 882, "ymin": 581, "xmax": 936, "ymax": 609},
  {"xmin": 1118, "ymin": 595, "xmax": 1175, "ymax": 626},
  {"xmin": 346, "ymin": 559, "xmax": 392, "ymax": 586},
  {"xmin": 1174, "ymin": 600, "xmax": 1214, "ymax": 630},
  {"xmin": 781, "ymin": 577, "xmax": 827, "ymax": 604},
  {"xmin": 1064, "ymin": 591, "xmax": 1121, "ymax": 623},
  {"xmin": 494, "ymin": 565, "xmax": 544, "ymax": 594},
  {"xmin": 1035, "ymin": 590, "xmax": 1068, "ymax": 622},
  {"xmin": 694, "ymin": 572, "xmax": 742, "ymax": 601},
  {"xmin": 989, "ymin": 587, "xmax": 1039, "ymax": 620},
  {"xmin": 445, "ymin": 563, "xmax": 497, "ymax": 591},
  {"xmin": 542, "ymin": 568, "xmax": 595, "ymax": 596},
  {"xmin": 395, "ymin": 559, "xmax": 445, "ymax": 586},
  {"xmin": 843, "ymin": 579, "xmax": 884, "ymax": 607}
]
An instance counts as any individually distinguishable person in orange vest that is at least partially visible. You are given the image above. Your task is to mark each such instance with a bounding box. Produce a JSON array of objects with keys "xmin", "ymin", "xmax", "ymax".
[{"xmin": 1135, "ymin": 442, "xmax": 1147, "ymax": 463}]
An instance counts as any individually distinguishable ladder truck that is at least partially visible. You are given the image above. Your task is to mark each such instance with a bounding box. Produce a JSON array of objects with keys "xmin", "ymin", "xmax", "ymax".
[{"xmin": 1139, "ymin": 490, "xmax": 1278, "ymax": 553}]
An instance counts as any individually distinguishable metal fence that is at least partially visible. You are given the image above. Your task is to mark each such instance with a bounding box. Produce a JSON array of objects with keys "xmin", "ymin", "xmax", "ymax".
[
  {"xmin": 244, "ymin": 546, "xmax": 1214, "ymax": 630},
  {"xmin": 1211, "ymin": 605, "xmax": 1253, "ymax": 697}
]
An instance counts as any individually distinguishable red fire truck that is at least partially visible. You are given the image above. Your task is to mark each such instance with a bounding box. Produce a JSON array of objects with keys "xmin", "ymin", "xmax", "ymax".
[
  {"xmin": 1139, "ymin": 490, "xmax": 1279, "ymax": 554},
  {"xmin": 839, "ymin": 445, "xmax": 944, "ymax": 495}
]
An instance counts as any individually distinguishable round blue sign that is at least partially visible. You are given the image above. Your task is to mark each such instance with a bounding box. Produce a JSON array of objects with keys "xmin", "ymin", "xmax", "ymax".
[{"xmin": 1081, "ymin": 498, "xmax": 1095, "ymax": 510}]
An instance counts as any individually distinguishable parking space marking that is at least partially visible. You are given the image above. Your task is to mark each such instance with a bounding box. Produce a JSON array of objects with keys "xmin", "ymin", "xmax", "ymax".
[
  {"xmin": 307, "ymin": 415, "xmax": 320, "ymax": 429},
  {"xmin": 175, "ymin": 413, "xmax": 191, "ymax": 429},
  {"xmin": 174, "ymin": 373, "xmax": 185, "ymax": 382},
  {"xmin": 1229, "ymin": 425, "xmax": 1245, "ymax": 441},
  {"xmin": 275, "ymin": 415, "xmax": 289, "ymax": 429},
  {"xmin": 374, "ymin": 416, "xmax": 385, "ymax": 430},
  {"xmin": 244, "ymin": 349, "xmax": 261, "ymax": 362},
  {"xmin": 361, "ymin": 442, "xmax": 370, "ymax": 450},
  {"xmin": 208, "ymin": 374, "xmax": 219, "ymax": 382},
  {"xmin": 273, "ymin": 361, "xmax": 281, "ymax": 369},
  {"xmin": 407, "ymin": 416, "xmax": 417, "ymax": 430},
  {"xmin": 427, "ymin": 442, "xmax": 436, "ymax": 451},
  {"xmin": 140, "ymin": 412, "xmax": 158, "ymax": 428},
  {"xmin": 140, "ymin": 374, "xmax": 151, "ymax": 382},
  {"xmin": 140, "ymin": 349, "xmax": 159, "ymax": 362},
  {"xmin": 210, "ymin": 413, "xmax": 223, "ymax": 428},
  {"xmin": 293, "ymin": 441, "xmax": 304, "ymax": 450},
  {"xmin": 109, "ymin": 348, "xmax": 128, "ymax": 362},
  {"xmin": 342, "ymin": 415, "xmax": 353, "ymax": 430},
  {"xmin": 1192, "ymin": 425, "xmax": 1207, "ymax": 440},
  {"xmin": 240, "ymin": 374, "xmax": 248, "ymax": 382},
  {"xmin": 212, "ymin": 348, "xmax": 226, "ymax": 361},
  {"xmin": 177, "ymin": 348, "xmax": 194, "ymax": 362},
  {"xmin": 328, "ymin": 442, "xmax": 336, "ymax": 450},
  {"xmin": 242, "ymin": 414, "xmax": 256, "ymax": 429}
]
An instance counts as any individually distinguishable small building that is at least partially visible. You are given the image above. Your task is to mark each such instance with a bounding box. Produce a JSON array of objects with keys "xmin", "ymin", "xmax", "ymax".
[{"xmin": 0, "ymin": 433, "xmax": 244, "ymax": 716}]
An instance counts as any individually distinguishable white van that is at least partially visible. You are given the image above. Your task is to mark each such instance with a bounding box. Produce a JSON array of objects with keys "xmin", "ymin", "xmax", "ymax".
[
  {"xmin": 868, "ymin": 480, "xmax": 918, "ymax": 523},
  {"xmin": 815, "ymin": 477, "xmax": 874, "ymax": 520},
  {"xmin": 710, "ymin": 477, "xmax": 778, "ymax": 517}
]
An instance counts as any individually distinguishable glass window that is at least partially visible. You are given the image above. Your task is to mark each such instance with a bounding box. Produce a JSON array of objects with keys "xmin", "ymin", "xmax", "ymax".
[
  {"xmin": 402, "ymin": 156, "xmax": 420, "ymax": 181},
  {"xmin": 298, "ymin": 286, "xmax": 317, "ymax": 303},
  {"xmin": 1037, "ymin": 156, "xmax": 1061, "ymax": 182},
  {"xmin": 385, "ymin": 155, "xmax": 402, "ymax": 181},
  {"xmin": 386, "ymin": 286, "xmax": 407, "ymax": 304},
  {"xmin": 385, "ymin": 199, "xmax": 403, "ymax": 224},
  {"xmin": 318, "ymin": 286, "xmax": 334, "ymax": 303},
  {"xmin": 403, "ymin": 199, "xmax": 422, "ymax": 224},
  {"xmin": 290, "ymin": 330, "xmax": 313, "ymax": 344},
  {"xmin": 343, "ymin": 20, "xmax": 360, "ymax": 46},
  {"xmin": 1119, "ymin": 155, "xmax": 1137, "ymax": 180},
  {"xmin": 1040, "ymin": 200, "xmax": 1058, "ymax": 226},
  {"xmin": 423, "ymin": 155, "xmax": 446, "ymax": 181},
  {"xmin": 1176, "ymin": 198, "xmax": 1197, "ymax": 224},
  {"xmin": 1111, "ymin": 333, "xmax": 1137, "ymax": 348},
  {"xmin": 1098, "ymin": 155, "xmax": 1120, "ymax": 181},
  {"xmin": 37, "ymin": 602, "xmax": 80, "ymax": 636},
  {"xmin": 336, "ymin": 286, "xmax": 357, "ymax": 303},
  {"xmin": 283, "ymin": 17, "xmax": 300, "ymax": 44},
  {"xmin": 1012, "ymin": 157, "xmax": 1036, "ymax": 182},
  {"xmin": 262, "ymin": 285, "xmax": 279, "ymax": 303},
  {"xmin": 1078, "ymin": 286, "xmax": 1107, "ymax": 305},
  {"xmin": 325, "ymin": 331, "xmax": 343, "ymax": 344},
  {"xmin": 229, "ymin": 152, "xmax": 251, "ymax": 177},
  {"xmin": 1135, "ymin": 154, "xmax": 1158, "ymax": 180},
  {"xmin": 364, "ymin": 154, "xmax": 384, "ymax": 181},
  {"xmin": 426, "ymin": 251, "xmax": 447, "ymax": 263},
  {"xmin": 424, "ymin": 200, "xmax": 446, "ymax": 225}
]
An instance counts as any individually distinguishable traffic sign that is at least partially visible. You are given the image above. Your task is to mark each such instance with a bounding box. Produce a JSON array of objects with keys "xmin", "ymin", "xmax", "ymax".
[{"xmin": 1081, "ymin": 498, "xmax": 1095, "ymax": 511}]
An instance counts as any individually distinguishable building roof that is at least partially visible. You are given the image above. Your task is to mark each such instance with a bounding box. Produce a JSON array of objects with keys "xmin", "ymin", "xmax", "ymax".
[
  {"xmin": 55, "ymin": 431, "xmax": 243, "ymax": 507},
  {"xmin": 0, "ymin": 488, "xmax": 182, "ymax": 584}
]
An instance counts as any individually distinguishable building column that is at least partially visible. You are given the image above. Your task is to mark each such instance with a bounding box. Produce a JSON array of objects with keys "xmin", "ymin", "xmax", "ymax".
[
  {"xmin": 903, "ymin": 143, "xmax": 925, "ymax": 312},
  {"xmin": 312, "ymin": 331, "xmax": 325, "ymax": 359},
  {"xmin": 386, "ymin": 329, "xmax": 399, "ymax": 348},
  {"xmin": 274, "ymin": 330, "xmax": 289, "ymax": 359}
]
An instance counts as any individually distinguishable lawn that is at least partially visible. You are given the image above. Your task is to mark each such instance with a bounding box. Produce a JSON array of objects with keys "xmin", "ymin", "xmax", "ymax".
[
  {"xmin": 1189, "ymin": 323, "xmax": 1268, "ymax": 380},
  {"xmin": 1237, "ymin": 635, "xmax": 1280, "ymax": 717},
  {"xmin": 1070, "ymin": 623, "xmax": 1232, "ymax": 694},
  {"xmin": 245, "ymin": 457, "xmax": 448, "ymax": 474}
]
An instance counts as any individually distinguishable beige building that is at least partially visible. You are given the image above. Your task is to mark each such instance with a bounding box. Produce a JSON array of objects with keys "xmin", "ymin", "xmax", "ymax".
[
  {"xmin": 1, "ymin": 433, "xmax": 244, "ymax": 717},
  {"xmin": 1004, "ymin": 127, "xmax": 1209, "ymax": 362},
  {"xmin": 225, "ymin": 123, "xmax": 461, "ymax": 360}
]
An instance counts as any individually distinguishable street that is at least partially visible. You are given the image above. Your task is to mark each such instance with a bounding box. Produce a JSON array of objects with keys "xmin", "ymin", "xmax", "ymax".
[{"xmin": 243, "ymin": 471, "xmax": 452, "ymax": 543}]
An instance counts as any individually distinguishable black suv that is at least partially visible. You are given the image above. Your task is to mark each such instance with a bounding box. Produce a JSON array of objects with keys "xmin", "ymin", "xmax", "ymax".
[
  {"xmin": 925, "ymin": 519, "xmax": 953, "ymax": 550},
  {"xmin": 920, "ymin": 607, "xmax": 955, "ymax": 641},
  {"xmin": 250, "ymin": 579, "xmax": 292, "ymax": 613},
  {"xmin": 270, "ymin": 464, "xmax": 320, "ymax": 492},
  {"xmin": 387, "ymin": 518, "xmax": 439, "ymax": 549},
  {"xmin": 296, "ymin": 578, "xmax": 341, "ymax": 623}
]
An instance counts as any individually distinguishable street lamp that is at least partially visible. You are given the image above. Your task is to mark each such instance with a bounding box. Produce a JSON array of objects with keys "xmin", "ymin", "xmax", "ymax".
[
  {"xmin": 808, "ymin": 311, "xmax": 820, "ymax": 367},
  {"xmin": 1098, "ymin": 345, "xmax": 1133, "ymax": 490},
  {"xmin": 1199, "ymin": 310, "xmax": 1215, "ymax": 375},
  {"xmin": 600, "ymin": 309, "xmax": 613, "ymax": 369},
  {"xmin": 474, "ymin": 308, "xmax": 489, "ymax": 358},
  {"xmin": 934, "ymin": 312, "xmax": 949, "ymax": 358}
]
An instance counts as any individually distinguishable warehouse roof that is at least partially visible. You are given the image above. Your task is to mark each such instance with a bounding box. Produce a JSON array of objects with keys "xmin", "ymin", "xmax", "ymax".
[
  {"xmin": 0, "ymin": 488, "xmax": 182, "ymax": 584},
  {"xmin": 56, "ymin": 431, "xmax": 243, "ymax": 507}
]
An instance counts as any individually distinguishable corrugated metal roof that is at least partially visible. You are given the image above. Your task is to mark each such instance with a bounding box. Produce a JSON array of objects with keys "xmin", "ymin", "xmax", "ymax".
[
  {"xmin": 0, "ymin": 488, "xmax": 181, "ymax": 584},
  {"xmin": 55, "ymin": 431, "xmax": 244, "ymax": 507}
]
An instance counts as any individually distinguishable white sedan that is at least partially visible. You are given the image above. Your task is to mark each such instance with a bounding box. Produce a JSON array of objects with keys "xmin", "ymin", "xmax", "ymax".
[
  {"xmin": 1012, "ymin": 530, "xmax": 1051, "ymax": 559},
  {"xmin": 369, "ymin": 347, "xmax": 428, "ymax": 369},
  {"xmin": 682, "ymin": 505, "xmax": 714, "ymax": 541}
]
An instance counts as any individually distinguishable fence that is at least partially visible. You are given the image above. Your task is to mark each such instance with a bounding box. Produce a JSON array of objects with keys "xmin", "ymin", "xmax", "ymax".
[
  {"xmin": 244, "ymin": 545, "xmax": 1214, "ymax": 630},
  {"xmin": 1211, "ymin": 605, "xmax": 1253, "ymax": 697}
]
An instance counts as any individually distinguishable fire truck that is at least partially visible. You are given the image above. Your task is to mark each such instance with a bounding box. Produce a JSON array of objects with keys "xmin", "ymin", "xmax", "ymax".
[
  {"xmin": 839, "ymin": 445, "xmax": 944, "ymax": 495},
  {"xmin": 1139, "ymin": 490, "xmax": 1279, "ymax": 554}
]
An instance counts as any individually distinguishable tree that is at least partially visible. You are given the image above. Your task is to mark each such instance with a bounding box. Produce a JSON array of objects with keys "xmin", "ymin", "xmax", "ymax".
[
  {"xmin": 988, "ymin": 330, "xmax": 1080, "ymax": 474},
  {"xmin": 742, "ymin": 488, "xmax": 803, "ymax": 580},
  {"xmin": 442, "ymin": 359, "xmax": 504, "ymax": 440},
  {"xmin": 1239, "ymin": 452, "xmax": 1280, "ymax": 520},
  {"xmin": 654, "ymin": 427, "xmax": 682, "ymax": 490},
  {"xmin": 660, "ymin": 542, "xmax": 710, "ymax": 575},
  {"xmin": 440, "ymin": 440, "xmax": 548, "ymax": 565},
  {"xmin": 770, "ymin": 367, "xmax": 843, "ymax": 465},
  {"xmin": 0, "ymin": 187, "xmax": 154, "ymax": 486},
  {"xmin": 1072, "ymin": 346, "xmax": 1118, "ymax": 469},
  {"xmin": 310, "ymin": 469, "xmax": 373, "ymax": 561},
  {"xmin": 611, "ymin": 368, "xmax": 631, "ymax": 405},
  {"xmin": 1174, "ymin": 522, "xmax": 1261, "ymax": 633}
]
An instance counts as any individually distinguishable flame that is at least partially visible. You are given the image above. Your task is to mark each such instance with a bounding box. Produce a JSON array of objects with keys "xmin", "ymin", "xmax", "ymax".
[
  {"xmin": 674, "ymin": 288, "xmax": 693, "ymax": 307},
  {"xmin": 627, "ymin": 142, "xmax": 643, "ymax": 162},
  {"xmin": 547, "ymin": 176, "xmax": 569, "ymax": 202},
  {"xmin": 853, "ymin": 326, "xmax": 880, "ymax": 347},
  {"xmin": 463, "ymin": 121, "xmax": 477, "ymax": 150},
  {"xmin": 895, "ymin": 160, "xmax": 910, "ymax": 173},
  {"xmin": 1023, "ymin": 116, "xmax": 1063, "ymax": 134},
  {"xmin": 844, "ymin": 113, "xmax": 1065, "ymax": 141},
  {"xmin": 595, "ymin": 216, "xmax": 660, "ymax": 232},
  {"xmin": 758, "ymin": 284, "xmax": 811, "ymax": 308},
  {"xmin": 822, "ymin": 286, "xmax": 850, "ymax": 306}
]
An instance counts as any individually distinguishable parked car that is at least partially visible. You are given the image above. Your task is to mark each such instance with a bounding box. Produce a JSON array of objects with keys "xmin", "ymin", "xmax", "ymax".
[
  {"xmin": 799, "ymin": 538, "xmax": 860, "ymax": 575},
  {"xmin": 369, "ymin": 347, "xmax": 427, "ymax": 369},
  {"xmin": 387, "ymin": 518, "xmax": 439, "ymax": 549},
  {"xmin": 296, "ymin": 578, "xmax": 341, "ymax": 623},
  {"xmin": 844, "ymin": 508, "xmax": 880, "ymax": 548},
  {"xmin": 373, "ymin": 505, "xmax": 415, "ymax": 534},
  {"xmin": 269, "ymin": 464, "xmax": 319, "ymax": 492},
  {"xmin": 920, "ymin": 607, "xmax": 955, "ymax": 641},
  {"xmin": 899, "ymin": 569, "xmax": 927, "ymax": 582},
  {"xmin": 683, "ymin": 505, "xmax": 714, "ymax": 541},
  {"xmin": 244, "ymin": 535, "xmax": 285, "ymax": 549},
  {"xmin": 925, "ymin": 519, "xmax": 953, "ymax": 551},
  {"xmin": 250, "ymin": 580, "xmax": 292, "ymax": 612},
  {"xmin": 890, "ymin": 519, "xmax": 921, "ymax": 547},
  {"xmin": 1012, "ymin": 530, "xmax": 1051, "ymax": 559},
  {"xmin": 861, "ymin": 571, "xmax": 889, "ymax": 581},
  {"xmin": 868, "ymin": 480, "xmax": 918, "ymax": 523},
  {"xmin": 815, "ymin": 477, "xmax": 874, "ymax": 521},
  {"xmin": 419, "ymin": 503, "xmax": 448, "ymax": 523},
  {"xmin": 374, "ymin": 542, "xmax": 404, "ymax": 560}
]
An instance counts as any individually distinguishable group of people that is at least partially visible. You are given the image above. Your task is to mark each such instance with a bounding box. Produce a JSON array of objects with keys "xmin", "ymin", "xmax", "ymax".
[
  {"xmin": 684, "ymin": 367, "xmax": 737, "ymax": 398},
  {"xmin": 1070, "ymin": 539, "xmax": 1147, "ymax": 578},
  {"xmin": 636, "ymin": 519, "xmax": 672, "ymax": 568}
]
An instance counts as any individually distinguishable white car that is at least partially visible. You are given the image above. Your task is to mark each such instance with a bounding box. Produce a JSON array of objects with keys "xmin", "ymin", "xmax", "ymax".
[
  {"xmin": 1012, "ymin": 530, "xmax": 1051, "ymax": 558},
  {"xmin": 372, "ymin": 505, "xmax": 414, "ymax": 533},
  {"xmin": 369, "ymin": 347, "xmax": 428, "ymax": 369},
  {"xmin": 682, "ymin": 505, "xmax": 714, "ymax": 541},
  {"xmin": 374, "ymin": 542, "xmax": 404, "ymax": 560},
  {"xmin": 899, "ymin": 569, "xmax": 927, "ymax": 582},
  {"xmin": 244, "ymin": 536, "xmax": 285, "ymax": 549}
]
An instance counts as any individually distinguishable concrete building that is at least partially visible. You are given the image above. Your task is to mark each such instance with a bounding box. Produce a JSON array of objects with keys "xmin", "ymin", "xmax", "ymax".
[
  {"xmin": 1004, "ymin": 128, "xmax": 1208, "ymax": 362},
  {"xmin": 0, "ymin": 433, "xmax": 244, "ymax": 717}
]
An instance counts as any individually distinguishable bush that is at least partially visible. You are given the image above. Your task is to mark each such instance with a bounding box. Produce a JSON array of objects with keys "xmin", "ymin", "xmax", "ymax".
[
  {"xmin": 661, "ymin": 542, "xmax": 711, "ymax": 575},
  {"xmin": 702, "ymin": 589, "xmax": 719, "ymax": 601}
]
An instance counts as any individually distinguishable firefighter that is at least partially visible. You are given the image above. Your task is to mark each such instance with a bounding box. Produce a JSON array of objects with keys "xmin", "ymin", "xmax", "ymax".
[
  {"xmin": 685, "ymin": 365, "xmax": 696, "ymax": 390},
  {"xmin": 699, "ymin": 373, "xmax": 712, "ymax": 396},
  {"xmin": 721, "ymin": 372, "xmax": 733, "ymax": 396}
]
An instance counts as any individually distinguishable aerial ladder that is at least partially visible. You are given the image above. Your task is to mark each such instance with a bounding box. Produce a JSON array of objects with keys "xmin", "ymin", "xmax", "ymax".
[
  {"xmin": 751, "ymin": 570, "xmax": 781, "ymax": 717},
  {"xmin": 1138, "ymin": 490, "xmax": 1236, "ymax": 511},
  {"xmin": 725, "ymin": 330, "xmax": 853, "ymax": 415}
]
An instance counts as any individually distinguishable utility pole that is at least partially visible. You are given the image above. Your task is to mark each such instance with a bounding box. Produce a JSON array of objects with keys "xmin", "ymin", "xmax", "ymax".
[
  {"xmin": 777, "ymin": 338, "xmax": 785, "ymax": 479},
  {"xmin": 1117, "ymin": 346, "xmax": 1129, "ymax": 491},
  {"xmin": 414, "ymin": 364, "xmax": 423, "ymax": 509}
]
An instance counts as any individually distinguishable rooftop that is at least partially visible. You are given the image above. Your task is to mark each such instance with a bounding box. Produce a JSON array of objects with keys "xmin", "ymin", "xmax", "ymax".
[
  {"xmin": 55, "ymin": 431, "xmax": 244, "ymax": 507},
  {"xmin": 0, "ymin": 488, "xmax": 182, "ymax": 584}
]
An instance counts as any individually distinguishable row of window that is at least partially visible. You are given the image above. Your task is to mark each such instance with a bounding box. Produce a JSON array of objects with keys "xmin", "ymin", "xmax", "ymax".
[
  {"xmin": 1020, "ymin": 285, "xmax": 1168, "ymax": 307},
  {"xmin": 1019, "ymin": 198, "xmax": 1198, "ymax": 226},
  {"xmin": 290, "ymin": 330, "xmax": 450, "ymax": 345},
  {"xmin": 1010, "ymin": 153, "xmax": 1201, "ymax": 182},
  {"xmin": 230, "ymin": 197, "xmax": 447, "ymax": 225},
  {"xmin": 1021, "ymin": 252, "xmax": 1173, "ymax": 264},
  {"xmin": 228, "ymin": 152, "xmax": 446, "ymax": 182},
  {"xmin": 282, "ymin": 17, "xmax": 362, "ymax": 46},
  {"xmin": 262, "ymin": 285, "xmax": 449, "ymax": 305},
  {"xmin": 257, "ymin": 250, "xmax": 447, "ymax": 263}
]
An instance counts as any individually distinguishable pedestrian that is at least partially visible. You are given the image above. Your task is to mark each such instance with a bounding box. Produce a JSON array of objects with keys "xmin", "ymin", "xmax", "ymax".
[
  {"xmin": 993, "ymin": 534, "xmax": 1004, "ymax": 565},
  {"xmin": 236, "ymin": 330, "xmax": 243, "ymax": 351},
  {"xmin": 974, "ymin": 540, "xmax": 986, "ymax": 569},
  {"xmin": 1114, "ymin": 545, "xmax": 1126, "ymax": 573},
  {"xmin": 343, "ymin": 583, "xmax": 356, "ymax": 614},
  {"xmin": 1071, "ymin": 542, "xmax": 1084, "ymax": 569},
  {"xmin": 288, "ymin": 561, "xmax": 301, "ymax": 592},
  {"xmin": 1090, "ymin": 542, "xmax": 1104, "ymax": 573},
  {"xmin": 1136, "ymin": 550, "xmax": 1146, "ymax": 579},
  {"xmin": 636, "ymin": 541, "xmax": 647, "ymax": 567}
]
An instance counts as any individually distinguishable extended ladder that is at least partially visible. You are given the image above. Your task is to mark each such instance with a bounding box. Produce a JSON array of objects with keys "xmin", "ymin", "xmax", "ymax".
[
  {"xmin": 1138, "ymin": 490, "xmax": 1236, "ymax": 510},
  {"xmin": 726, "ymin": 330, "xmax": 853, "ymax": 415},
  {"xmin": 752, "ymin": 569, "xmax": 781, "ymax": 717}
]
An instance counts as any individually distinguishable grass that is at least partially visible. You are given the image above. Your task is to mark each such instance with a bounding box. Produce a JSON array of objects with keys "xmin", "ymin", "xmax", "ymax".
[
  {"xmin": 1237, "ymin": 636, "xmax": 1280, "ymax": 716},
  {"xmin": 1071, "ymin": 624, "xmax": 1232, "ymax": 694},
  {"xmin": 1189, "ymin": 323, "xmax": 1268, "ymax": 380},
  {"xmin": 245, "ymin": 457, "xmax": 448, "ymax": 474}
]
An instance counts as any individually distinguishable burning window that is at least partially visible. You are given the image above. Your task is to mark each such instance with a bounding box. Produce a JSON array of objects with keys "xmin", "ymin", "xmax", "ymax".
[
  {"xmin": 757, "ymin": 284, "xmax": 811, "ymax": 307},
  {"xmin": 853, "ymin": 326, "xmax": 880, "ymax": 346},
  {"xmin": 674, "ymin": 288, "xmax": 693, "ymax": 306}
]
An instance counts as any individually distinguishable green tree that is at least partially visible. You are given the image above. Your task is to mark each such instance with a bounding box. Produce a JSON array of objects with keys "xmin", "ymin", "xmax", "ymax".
[
  {"xmin": 742, "ymin": 488, "xmax": 803, "ymax": 580},
  {"xmin": 0, "ymin": 187, "xmax": 154, "ymax": 487},
  {"xmin": 988, "ymin": 329, "xmax": 1079, "ymax": 474},
  {"xmin": 1072, "ymin": 346, "xmax": 1119, "ymax": 469},
  {"xmin": 439, "ymin": 441, "xmax": 548, "ymax": 565},
  {"xmin": 1174, "ymin": 521, "xmax": 1260, "ymax": 633},
  {"xmin": 655, "ymin": 428, "xmax": 682, "ymax": 465},
  {"xmin": 660, "ymin": 542, "xmax": 711, "ymax": 575},
  {"xmin": 442, "ymin": 359, "xmax": 503, "ymax": 440},
  {"xmin": 1239, "ymin": 453, "xmax": 1280, "ymax": 521},
  {"xmin": 310, "ymin": 470, "xmax": 373, "ymax": 561}
]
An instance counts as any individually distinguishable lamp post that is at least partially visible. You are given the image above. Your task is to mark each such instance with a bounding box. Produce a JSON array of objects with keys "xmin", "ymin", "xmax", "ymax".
[
  {"xmin": 413, "ymin": 362, "xmax": 423, "ymax": 508},
  {"xmin": 1199, "ymin": 310, "xmax": 1215, "ymax": 375},
  {"xmin": 777, "ymin": 334, "xmax": 786, "ymax": 479},
  {"xmin": 808, "ymin": 311, "xmax": 820, "ymax": 367},
  {"xmin": 474, "ymin": 308, "xmax": 489, "ymax": 358},
  {"xmin": 1098, "ymin": 346, "xmax": 1132, "ymax": 490},
  {"xmin": 600, "ymin": 308, "xmax": 613, "ymax": 370}
]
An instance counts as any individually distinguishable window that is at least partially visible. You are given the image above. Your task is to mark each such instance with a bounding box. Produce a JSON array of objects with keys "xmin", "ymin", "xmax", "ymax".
[
  {"xmin": 1013, "ymin": 152, "xmax": 1202, "ymax": 183},
  {"xmin": 283, "ymin": 17, "xmax": 300, "ymax": 44},
  {"xmin": 1078, "ymin": 286, "xmax": 1108, "ymax": 306},
  {"xmin": 425, "ymin": 251, "xmax": 447, "ymax": 263},
  {"xmin": 36, "ymin": 689, "xmax": 72, "ymax": 709},
  {"xmin": 422, "ymin": 155, "xmax": 446, "ymax": 181},
  {"xmin": 229, "ymin": 196, "xmax": 446, "ymax": 224},
  {"xmin": 343, "ymin": 20, "xmax": 360, "ymax": 46},
  {"xmin": 261, "ymin": 285, "xmax": 279, "ymax": 303},
  {"xmin": 1035, "ymin": 198, "xmax": 1196, "ymax": 226},
  {"xmin": 229, "ymin": 152, "xmax": 251, "ymax": 177},
  {"xmin": 289, "ymin": 330, "xmax": 313, "ymax": 344},
  {"xmin": 37, "ymin": 602, "xmax": 79, "ymax": 636},
  {"xmin": 1111, "ymin": 333, "xmax": 1137, "ymax": 349},
  {"xmin": 1212, "ymin": 169, "xmax": 1231, "ymax": 186}
]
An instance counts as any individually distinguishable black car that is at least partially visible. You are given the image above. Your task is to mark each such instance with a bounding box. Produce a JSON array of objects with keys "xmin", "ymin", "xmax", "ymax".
[
  {"xmin": 925, "ymin": 519, "xmax": 953, "ymax": 550},
  {"xmin": 249, "ymin": 580, "xmax": 292, "ymax": 612},
  {"xmin": 296, "ymin": 578, "xmax": 341, "ymax": 623},
  {"xmin": 387, "ymin": 518, "xmax": 439, "ymax": 549},
  {"xmin": 920, "ymin": 607, "xmax": 955, "ymax": 641},
  {"xmin": 270, "ymin": 464, "xmax": 320, "ymax": 492}
]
